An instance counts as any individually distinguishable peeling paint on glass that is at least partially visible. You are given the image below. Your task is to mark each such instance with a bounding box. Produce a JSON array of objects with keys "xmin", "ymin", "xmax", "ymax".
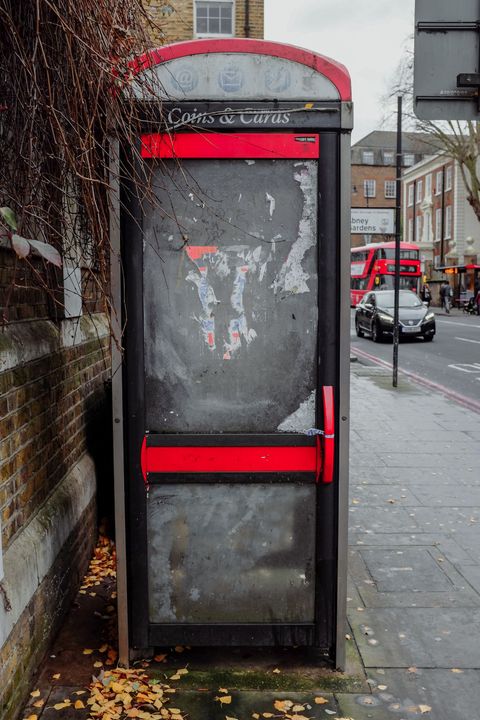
[{"xmin": 143, "ymin": 158, "xmax": 318, "ymax": 432}]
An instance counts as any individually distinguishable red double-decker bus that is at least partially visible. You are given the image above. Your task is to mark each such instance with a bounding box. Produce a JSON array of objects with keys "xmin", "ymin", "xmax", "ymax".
[{"xmin": 350, "ymin": 241, "xmax": 422, "ymax": 306}]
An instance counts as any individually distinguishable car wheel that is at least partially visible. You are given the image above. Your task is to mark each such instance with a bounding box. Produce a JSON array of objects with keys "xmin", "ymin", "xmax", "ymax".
[
  {"xmin": 355, "ymin": 319, "xmax": 364, "ymax": 338},
  {"xmin": 372, "ymin": 322, "xmax": 382, "ymax": 343},
  {"xmin": 424, "ymin": 335, "xmax": 434, "ymax": 342}
]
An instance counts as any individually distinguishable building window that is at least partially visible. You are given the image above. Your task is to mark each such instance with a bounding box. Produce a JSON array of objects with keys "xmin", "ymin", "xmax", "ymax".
[
  {"xmin": 404, "ymin": 153, "xmax": 415, "ymax": 167},
  {"xmin": 415, "ymin": 214, "xmax": 423, "ymax": 241},
  {"xmin": 416, "ymin": 179, "xmax": 423, "ymax": 204},
  {"xmin": 384, "ymin": 181, "xmax": 396, "ymax": 199},
  {"xmin": 435, "ymin": 170, "xmax": 443, "ymax": 195},
  {"xmin": 425, "ymin": 173, "xmax": 432, "ymax": 197},
  {"xmin": 445, "ymin": 165, "xmax": 453, "ymax": 191},
  {"xmin": 362, "ymin": 150, "xmax": 374, "ymax": 165},
  {"xmin": 435, "ymin": 208, "xmax": 442, "ymax": 241},
  {"xmin": 445, "ymin": 205, "xmax": 452, "ymax": 238},
  {"xmin": 383, "ymin": 151, "xmax": 394, "ymax": 165},
  {"xmin": 195, "ymin": 1, "xmax": 234, "ymax": 36},
  {"xmin": 408, "ymin": 184, "xmax": 414, "ymax": 206},
  {"xmin": 364, "ymin": 179, "xmax": 376, "ymax": 198},
  {"xmin": 408, "ymin": 218, "xmax": 413, "ymax": 242}
]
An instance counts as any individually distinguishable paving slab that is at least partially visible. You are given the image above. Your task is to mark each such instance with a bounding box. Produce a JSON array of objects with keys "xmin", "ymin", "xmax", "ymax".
[
  {"xmin": 359, "ymin": 548, "xmax": 454, "ymax": 592},
  {"xmin": 349, "ymin": 485, "xmax": 420, "ymax": 506},
  {"xmin": 337, "ymin": 668, "xmax": 480, "ymax": 720},
  {"xmin": 349, "ymin": 607, "xmax": 480, "ymax": 668},
  {"xmin": 348, "ymin": 506, "xmax": 421, "ymax": 534},
  {"xmin": 406, "ymin": 483, "xmax": 480, "ymax": 507}
]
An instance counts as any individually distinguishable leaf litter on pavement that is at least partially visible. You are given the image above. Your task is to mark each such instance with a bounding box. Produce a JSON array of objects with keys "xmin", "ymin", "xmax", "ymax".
[{"xmin": 25, "ymin": 533, "xmax": 362, "ymax": 720}]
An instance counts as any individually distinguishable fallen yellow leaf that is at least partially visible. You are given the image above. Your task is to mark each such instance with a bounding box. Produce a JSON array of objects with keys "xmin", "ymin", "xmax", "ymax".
[
  {"xmin": 272, "ymin": 668, "xmax": 281, "ymax": 674},
  {"xmin": 292, "ymin": 706, "xmax": 305, "ymax": 712},
  {"xmin": 74, "ymin": 700, "xmax": 85, "ymax": 709},
  {"xmin": 99, "ymin": 643, "xmax": 108, "ymax": 653},
  {"xmin": 314, "ymin": 696, "xmax": 328, "ymax": 704},
  {"xmin": 177, "ymin": 668, "xmax": 188, "ymax": 675},
  {"xmin": 216, "ymin": 695, "xmax": 232, "ymax": 705},
  {"xmin": 154, "ymin": 654, "xmax": 167, "ymax": 662},
  {"xmin": 170, "ymin": 674, "xmax": 181, "ymax": 680},
  {"xmin": 262, "ymin": 714, "xmax": 274, "ymax": 718},
  {"xmin": 53, "ymin": 702, "xmax": 71, "ymax": 710},
  {"xmin": 225, "ymin": 716, "xmax": 239, "ymax": 720},
  {"xmin": 419, "ymin": 706, "xmax": 432, "ymax": 714},
  {"xmin": 252, "ymin": 715, "xmax": 260, "ymax": 719},
  {"xmin": 274, "ymin": 700, "xmax": 293, "ymax": 712},
  {"xmin": 30, "ymin": 690, "xmax": 40, "ymax": 698},
  {"xmin": 219, "ymin": 688, "xmax": 229, "ymax": 693},
  {"xmin": 74, "ymin": 690, "xmax": 86, "ymax": 696},
  {"xmin": 32, "ymin": 700, "xmax": 44, "ymax": 709},
  {"xmin": 451, "ymin": 668, "xmax": 464, "ymax": 673},
  {"xmin": 52, "ymin": 673, "xmax": 61, "ymax": 680},
  {"xmin": 175, "ymin": 646, "xmax": 184, "ymax": 653},
  {"xmin": 24, "ymin": 715, "xmax": 38, "ymax": 720},
  {"xmin": 82, "ymin": 648, "xmax": 94, "ymax": 655},
  {"xmin": 93, "ymin": 661, "xmax": 103, "ymax": 668}
]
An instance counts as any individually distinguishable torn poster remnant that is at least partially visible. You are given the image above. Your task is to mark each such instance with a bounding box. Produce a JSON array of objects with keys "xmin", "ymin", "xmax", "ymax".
[
  {"xmin": 186, "ymin": 244, "xmax": 269, "ymax": 357},
  {"xmin": 277, "ymin": 390, "xmax": 316, "ymax": 432},
  {"xmin": 272, "ymin": 162, "xmax": 316, "ymax": 295}
]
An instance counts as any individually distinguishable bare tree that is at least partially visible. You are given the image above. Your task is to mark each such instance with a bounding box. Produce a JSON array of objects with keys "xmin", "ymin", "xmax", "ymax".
[{"xmin": 383, "ymin": 36, "xmax": 480, "ymax": 223}]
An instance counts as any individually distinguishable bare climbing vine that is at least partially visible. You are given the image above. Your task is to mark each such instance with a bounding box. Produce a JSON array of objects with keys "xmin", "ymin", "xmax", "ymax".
[{"xmin": 0, "ymin": 0, "xmax": 162, "ymax": 326}]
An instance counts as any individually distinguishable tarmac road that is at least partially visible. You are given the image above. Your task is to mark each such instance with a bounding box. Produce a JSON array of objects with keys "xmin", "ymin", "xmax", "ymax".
[{"xmin": 351, "ymin": 308, "xmax": 480, "ymax": 406}]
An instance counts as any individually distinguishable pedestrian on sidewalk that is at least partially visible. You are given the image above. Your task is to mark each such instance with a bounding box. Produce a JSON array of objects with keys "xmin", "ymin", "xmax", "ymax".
[
  {"xmin": 440, "ymin": 280, "xmax": 452, "ymax": 313},
  {"xmin": 421, "ymin": 282, "xmax": 432, "ymax": 306}
]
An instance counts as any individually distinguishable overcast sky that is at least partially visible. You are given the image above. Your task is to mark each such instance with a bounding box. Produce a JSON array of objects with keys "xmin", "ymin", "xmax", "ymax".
[{"xmin": 264, "ymin": 0, "xmax": 415, "ymax": 142}]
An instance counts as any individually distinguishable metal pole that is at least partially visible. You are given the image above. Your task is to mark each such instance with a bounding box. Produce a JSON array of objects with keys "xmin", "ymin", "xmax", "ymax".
[{"xmin": 393, "ymin": 96, "xmax": 402, "ymax": 388}]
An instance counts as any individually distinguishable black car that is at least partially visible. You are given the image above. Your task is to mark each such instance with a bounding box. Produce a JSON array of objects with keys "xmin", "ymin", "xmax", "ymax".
[{"xmin": 355, "ymin": 290, "xmax": 436, "ymax": 342}]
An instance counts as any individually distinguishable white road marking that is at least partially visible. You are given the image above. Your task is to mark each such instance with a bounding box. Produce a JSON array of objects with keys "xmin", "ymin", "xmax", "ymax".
[
  {"xmin": 437, "ymin": 319, "xmax": 480, "ymax": 329},
  {"xmin": 455, "ymin": 336, "xmax": 480, "ymax": 345},
  {"xmin": 448, "ymin": 362, "xmax": 480, "ymax": 373}
]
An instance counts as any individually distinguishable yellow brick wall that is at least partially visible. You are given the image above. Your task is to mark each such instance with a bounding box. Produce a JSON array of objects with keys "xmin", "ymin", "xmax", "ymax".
[{"xmin": 144, "ymin": 0, "xmax": 264, "ymax": 46}]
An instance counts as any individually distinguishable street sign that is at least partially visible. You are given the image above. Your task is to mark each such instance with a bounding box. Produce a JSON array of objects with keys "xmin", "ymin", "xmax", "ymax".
[
  {"xmin": 351, "ymin": 208, "xmax": 395, "ymax": 235},
  {"xmin": 414, "ymin": 0, "xmax": 480, "ymax": 120}
]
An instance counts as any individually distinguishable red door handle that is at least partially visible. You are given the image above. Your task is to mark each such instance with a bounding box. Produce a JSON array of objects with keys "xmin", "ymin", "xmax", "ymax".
[{"xmin": 322, "ymin": 386, "xmax": 335, "ymax": 484}]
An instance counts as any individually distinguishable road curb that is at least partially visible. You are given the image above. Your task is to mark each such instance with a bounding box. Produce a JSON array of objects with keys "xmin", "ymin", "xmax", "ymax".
[{"xmin": 351, "ymin": 346, "xmax": 480, "ymax": 415}]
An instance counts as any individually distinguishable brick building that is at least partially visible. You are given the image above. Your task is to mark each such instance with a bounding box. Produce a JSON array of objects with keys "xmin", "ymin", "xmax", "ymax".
[
  {"xmin": 144, "ymin": 0, "xmax": 264, "ymax": 45},
  {"xmin": 351, "ymin": 131, "xmax": 440, "ymax": 248},
  {"xmin": 403, "ymin": 155, "xmax": 480, "ymax": 299}
]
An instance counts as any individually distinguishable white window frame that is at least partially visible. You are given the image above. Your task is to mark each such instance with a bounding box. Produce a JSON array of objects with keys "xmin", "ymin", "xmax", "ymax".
[
  {"xmin": 194, "ymin": 0, "xmax": 235, "ymax": 38},
  {"xmin": 416, "ymin": 179, "xmax": 423, "ymax": 204},
  {"xmin": 404, "ymin": 153, "xmax": 415, "ymax": 167},
  {"xmin": 415, "ymin": 214, "xmax": 423, "ymax": 241},
  {"xmin": 408, "ymin": 218, "xmax": 413, "ymax": 243},
  {"xmin": 435, "ymin": 208, "xmax": 442, "ymax": 242},
  {"xmin": 435, "ymin": 170, "xmax": 443, "ymax": 195},
  {"xmin": 425, "ymin": 173, "xmax": 432, "ymax": 198},
  {"xmin": 362, "ymin": 150, "xmax": 374, "ymax": 165},
  {"xmin": 364, "ymin": 179, "xmax": 376, "ymax": 198},
  {"xmin": 383, "ymin": 151, "xmax": 394, "ymax": 165},
  {"xmin": 408, "ymin": 184, "xmax": 414, "ymax": 206},
  {"xmin": 444, "ymin": 205, "xmax": 452, "ymax": 239},
  {"xmin": 445, "ymin": 165, "xmax": 453, "ymax": 191},
  {"xmin": 384, "ymin": 180, "xmax": 396, "ymax": 199}
]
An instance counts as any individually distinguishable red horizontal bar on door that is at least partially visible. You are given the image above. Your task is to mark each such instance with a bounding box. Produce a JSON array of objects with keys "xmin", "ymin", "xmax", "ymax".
[
  {"xmin": 144, "ymin": 445, "xmax": 318, "ymax": 475},
  {"xmin": 140, "ymin": 133, "xmax": 320, "ymax": 159}
]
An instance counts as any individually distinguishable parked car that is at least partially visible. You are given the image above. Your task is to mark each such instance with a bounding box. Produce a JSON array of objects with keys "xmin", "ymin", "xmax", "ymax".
[{"xmin": 355, "ymin": 290, "xmax": 436, "ymax": 342}]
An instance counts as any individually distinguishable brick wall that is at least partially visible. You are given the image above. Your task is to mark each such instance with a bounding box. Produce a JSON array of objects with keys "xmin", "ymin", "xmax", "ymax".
[
  {"xmin": 144, "ymin": 0, "xmax": 264, "ymax": 45},
  {"xmin": 0, "ymin": 497, "xmax": 96, "ymax": 719},
  {"xmin": 0, "ymin": 235, "xmax": 111, "ymax": 720},
  {"xmin": 0, "ymin": 331, "xmax": 109, "ymax": 550}
]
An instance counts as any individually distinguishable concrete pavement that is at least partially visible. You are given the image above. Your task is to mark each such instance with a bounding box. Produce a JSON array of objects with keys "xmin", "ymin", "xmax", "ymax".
[{"xmin": 19, "ymin": 360, "xmax": 480, "ymax": 720}]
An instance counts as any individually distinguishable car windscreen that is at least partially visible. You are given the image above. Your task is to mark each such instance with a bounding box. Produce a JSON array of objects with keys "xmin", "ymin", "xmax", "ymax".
[{"xmin": 376, "ymin": 291, "xmax": 423, "ymax": 309}]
